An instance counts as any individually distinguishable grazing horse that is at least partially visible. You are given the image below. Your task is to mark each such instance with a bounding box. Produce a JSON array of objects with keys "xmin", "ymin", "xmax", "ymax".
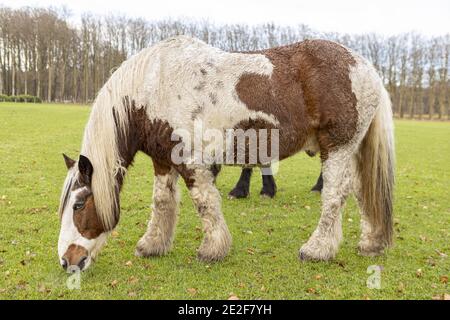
[{"xmin": 58, "ymin": 36, "xmax": 394, "ymax": 271}]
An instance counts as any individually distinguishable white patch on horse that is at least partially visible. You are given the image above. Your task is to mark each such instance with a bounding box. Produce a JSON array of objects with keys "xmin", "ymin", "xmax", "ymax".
[
  {"xmin": 187, "ymin": 165, "xmax": 232, "ymax": 261},
  {"xmin": 135, "ymin": 168, "xmax": 180, "ymax": 257},
  {"xmin": 141, "ymin": 36, "xmax": 278, "ymax": 140}
]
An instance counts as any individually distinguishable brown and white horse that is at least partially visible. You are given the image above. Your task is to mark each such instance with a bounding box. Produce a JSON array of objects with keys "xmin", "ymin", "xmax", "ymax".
[{"xmin": 58, "ymin": 36, "xmax": 394, "ymax": 271}]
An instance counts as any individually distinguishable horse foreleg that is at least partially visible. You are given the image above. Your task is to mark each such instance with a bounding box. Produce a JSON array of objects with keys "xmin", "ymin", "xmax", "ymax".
[
  {"xmin": 299, "ymin": 151, "xmax": 355, "ymax": 261},
  {"xmin": 184, "ymin": 166, "xmax": 232, "ymax": 262},
  {"xmin": 135, "ymin": 164, "xmax": 179, "ymax": 257}
]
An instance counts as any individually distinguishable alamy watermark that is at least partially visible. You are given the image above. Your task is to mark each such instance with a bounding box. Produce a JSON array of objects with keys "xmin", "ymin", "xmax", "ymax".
[
  {"xmin": 366, "ymin": 265, "xmax": 382, "ymax": 289},
  {"xmin": 170, "ymin": 120, "xmax": 280, "ymax": 175},
  {"xmin": 66, "ymin": 266, "xmax": 81, "ymax": 290}
]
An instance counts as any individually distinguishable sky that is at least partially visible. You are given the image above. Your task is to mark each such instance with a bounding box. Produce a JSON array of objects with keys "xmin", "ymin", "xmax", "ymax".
[{"xmin": 1, "ymin": 0, "xmax": 449, "ymax": 36}]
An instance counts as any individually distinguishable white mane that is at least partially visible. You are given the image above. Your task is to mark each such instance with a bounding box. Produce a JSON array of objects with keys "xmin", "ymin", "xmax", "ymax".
[{"xmin": 80, "ymin": 44, "xmax": 155, "ymax": 229}]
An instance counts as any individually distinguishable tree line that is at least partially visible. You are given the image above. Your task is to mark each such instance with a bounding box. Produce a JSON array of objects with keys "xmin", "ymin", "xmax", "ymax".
[{"xmin": 0, "ymin": 6, "xmax": 449, "ymax": 119}]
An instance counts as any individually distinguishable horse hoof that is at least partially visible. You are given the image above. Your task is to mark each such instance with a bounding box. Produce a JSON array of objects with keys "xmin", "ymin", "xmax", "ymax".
[
  {"xmin": 260, "ymin": 190, "xmax": 275, "ymax": 198},
  {"xmin": 299, "ymin": 241, "xmax": 337, "ymax": 262},
  {"xmin": 299, "ymin": 250, "xmax": 318, "ymax": 262},
  {"xmin": 260, "ymin": 193, "xmax": 274, "ymax": 199},
  {"xmin": 197, "ymin": 252, "xmax": 224, "ymax": 263},
  {"xmin": 227, "ymin": 189, "xmax": 249, "ymax": 199},
  {"xmin": 310, "ymin": 186, "xmax": 322, "ymax": 193},
  {"xmin": 358, "ymin": 244, "xmax": 385, "ymax": 257}
]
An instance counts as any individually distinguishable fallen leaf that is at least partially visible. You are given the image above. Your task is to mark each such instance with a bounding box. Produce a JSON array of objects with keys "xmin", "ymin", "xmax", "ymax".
[
  {"xmin": 110, "ymin": 280, "xmax": 119, "ymax": 287},
  {"xmin": 187, "ymin": 288, "xmax": 197, "ymax": 295},
  {"xmin": 20, "ymin": 259, "xmax": 28, "ymax": 266},
  {"xmin": 228, "ymin": 293, "xmax": 239, "ymax": 300},
  {"xmin": 140, "ymin": 262, "xmax": 151, "ymax": 270},
  {"xmin": 427, "ymin": 258, "xmax": 436, "ymax": 266},
  {"xmin": 432, "ymin": 293, "xmax": 450, "ymax": 300},
  {"xmin": 307, "ymin": 287, "xmax": 316, "ymax": 294},
  {"xmin": 435, "ymin": 250, "xmax": 448, "ymax": 258},
  {"xmin": 37, "ymin": 284, "xmax": 50, "ymax": 293},
  {"xmin": 397, "ymin": 282, "xmax": 405, "ymax": 293},
  {"xmin": 128, "ymin": 291, "xmax": 137, "ymax": 297},
  {"xmin": 16, "ymin": 280, "xmax": 28, "ymax": 290},
  {"xmin": 111, "ymin": 230, "xmax": 119, "ymax": 238},
  {"xmin": 128, "ymin": 276, "xmax": 139, "ymax": 285},
  {"xmin": 440, "ymin": 275, "xmax": 448, "ymax": 284},
  {"xmin": 304, "ymin": 205, "xmax": 311, "ymax": 210},
  {"xmin": 125, "ymin": 260, "xmax": 133, "ymax": 267},
  {"xmin": 315, "ymin": 274, "xmax": 322, "ymax": 280},
  {"xmin": 260, "ymin": 285, "xmax": 266, "ymax": 292},
  {"xmin": 25, "ymin": 250, "xmax": 36, "ymax": 258},
  {"xmin": 247, "ymin": 248, "xmax": 255, "ymax": 255},
  {"xmin": 416, "ymin": 269, "xmax": 423, "ymax": 277}
]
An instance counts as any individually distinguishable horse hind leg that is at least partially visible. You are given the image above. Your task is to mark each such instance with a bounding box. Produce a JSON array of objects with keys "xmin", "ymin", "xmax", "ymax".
[
  {"xmin": 260, "ymin": 166, "xmax": 277, "ymax": 198},
  {"xmin": 135, "ymin": 162, "xmax": 180, "ymax": 257},
  {"xmin": 181, "ymin": 165, "xmax": 232, "ymax": 261},
  {"xmin": 299, "ymin": 150, "xmax": 356, "ymax": 261}
]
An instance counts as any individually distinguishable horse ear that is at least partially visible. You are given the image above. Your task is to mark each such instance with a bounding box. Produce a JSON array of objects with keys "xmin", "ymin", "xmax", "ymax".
[
  {"xmin": 62, "ymin": 153, "xmax": 75, "ymax": 170},
  {"xmin": 78, "ymin": 155, "xmax": 94, "ymax": 184}
]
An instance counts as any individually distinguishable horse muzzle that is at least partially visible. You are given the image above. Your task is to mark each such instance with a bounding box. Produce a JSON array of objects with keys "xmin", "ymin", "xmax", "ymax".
[{"xmin": 61, "ymin": 244, "xmax": 89, "ymax": 272}]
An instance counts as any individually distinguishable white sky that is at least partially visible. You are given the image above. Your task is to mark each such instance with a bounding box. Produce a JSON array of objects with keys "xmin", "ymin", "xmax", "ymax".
[{"xmin": 1, "ymin": 0, "xmax": 449, "ymax": 36}]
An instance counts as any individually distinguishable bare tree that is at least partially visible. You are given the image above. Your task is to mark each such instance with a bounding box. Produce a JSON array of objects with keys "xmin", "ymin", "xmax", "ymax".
[{"xmin": 0, "ymin": 6, "xmax": 448, "ymax": 118}]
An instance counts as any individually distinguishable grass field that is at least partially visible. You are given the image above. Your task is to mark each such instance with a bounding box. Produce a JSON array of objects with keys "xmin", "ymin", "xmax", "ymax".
[{"xmin": 0, "ymin": 102, "xmax": 449, "ymax": 300}]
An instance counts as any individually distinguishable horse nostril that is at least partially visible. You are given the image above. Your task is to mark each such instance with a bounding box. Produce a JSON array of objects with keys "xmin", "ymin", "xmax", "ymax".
[
  {"xmin": 61, "ymin": 258, "xmax": 68, "ymax": 270},
  {"xmin": 77, "ymin": 256, "xmax": 88, "ymax": 270}
]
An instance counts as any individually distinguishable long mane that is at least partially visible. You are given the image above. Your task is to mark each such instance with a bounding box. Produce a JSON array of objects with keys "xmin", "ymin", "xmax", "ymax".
[{"xmin": 79, "ymin": 46, "xmax": 155, "ymax": 230}]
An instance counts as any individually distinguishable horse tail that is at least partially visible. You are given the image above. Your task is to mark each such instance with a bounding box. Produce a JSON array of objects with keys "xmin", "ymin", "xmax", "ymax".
[{"xmin": 357, "ymin": 86, "xmax": 395, "ymax": 247}]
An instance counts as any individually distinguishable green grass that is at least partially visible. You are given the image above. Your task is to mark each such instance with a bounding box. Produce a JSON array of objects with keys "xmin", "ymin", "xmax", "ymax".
[{"xmin": 0, "ymin": 102, "xmax": 449, "ymax": 300}]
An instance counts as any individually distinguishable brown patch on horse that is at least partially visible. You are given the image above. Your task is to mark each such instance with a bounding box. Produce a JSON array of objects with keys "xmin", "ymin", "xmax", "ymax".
[
  {"xmin": 235, "ymin": 40, "xmax": 358, "ymax": 161},
  {"xmin": 232, "ymin": 118, "xmax": 279, "ymax": 165},
  {"xmin": 73, "ymin": 195, "xmax": 105, "ymax": 239},
  {"xmin": 115, "ymin": 99, "xmax": 196, "ymax": 188}
]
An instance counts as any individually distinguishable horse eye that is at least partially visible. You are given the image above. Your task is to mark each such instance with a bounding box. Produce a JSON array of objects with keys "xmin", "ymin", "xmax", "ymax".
[{"xmin": 73, "ymin": 202, "xmax": 85, "ymax": 211}]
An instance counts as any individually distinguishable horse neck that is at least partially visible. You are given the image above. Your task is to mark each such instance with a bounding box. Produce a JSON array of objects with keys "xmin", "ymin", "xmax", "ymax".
[{"xmin": 113, "ymin": 113, "xmax": 142, "ymax": 190}]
